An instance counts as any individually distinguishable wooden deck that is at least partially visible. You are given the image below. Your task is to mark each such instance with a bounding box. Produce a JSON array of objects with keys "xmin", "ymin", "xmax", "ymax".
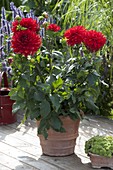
[{"xmin": 0, "ymin": 112, "xmax": 113, "ymax": 170}]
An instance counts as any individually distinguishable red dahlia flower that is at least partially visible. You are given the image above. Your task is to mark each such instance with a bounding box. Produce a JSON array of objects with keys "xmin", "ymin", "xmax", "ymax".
[
  {"xmin": 47, "ymin": 24, "xmax": 61, "ymax": 32},
  {"xmin": 64, "ymin": 26, "xmax": 86, "ymax": 46},
  {"xmin": 12, "ymin": 20, "xmax": 19, "ymax": 33},
  {"xmin": 11, "ymin": 30, "xmax": 42, "ymax": 57},
  {"xmin": 12, "ymin": 18, "xmax": 39, "ymax": 33},
  {"xmin": 83, "ymin": 30, "xmax": 106, "ymax": 52}
]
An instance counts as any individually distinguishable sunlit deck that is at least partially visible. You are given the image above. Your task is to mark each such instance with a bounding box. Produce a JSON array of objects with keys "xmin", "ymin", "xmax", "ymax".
[{"xmin": 0, "ymin": 112, "xmax": 113, "ymax": 170}]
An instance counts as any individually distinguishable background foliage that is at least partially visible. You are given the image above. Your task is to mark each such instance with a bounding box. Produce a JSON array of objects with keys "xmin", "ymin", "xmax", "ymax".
[{"xmin": 53, "ymin": 0, "xmax": 113, "ymax": 118}]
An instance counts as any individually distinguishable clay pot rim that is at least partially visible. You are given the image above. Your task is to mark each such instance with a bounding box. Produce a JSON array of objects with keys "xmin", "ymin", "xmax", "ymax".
[{"xmin": 88, "ymin": 152, "xmax": 113, "ymax": 158}]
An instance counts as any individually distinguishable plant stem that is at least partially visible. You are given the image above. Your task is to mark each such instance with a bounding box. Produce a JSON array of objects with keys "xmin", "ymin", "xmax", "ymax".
[{"xmin": 36, "ymin": 63, "xmax": 45, "ymax": 83}]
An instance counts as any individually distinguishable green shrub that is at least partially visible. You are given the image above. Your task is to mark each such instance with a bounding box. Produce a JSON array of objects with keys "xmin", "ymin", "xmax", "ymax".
[{"xmin": 85, "ymin": 135, "xmax": 113, "ymax": 158}]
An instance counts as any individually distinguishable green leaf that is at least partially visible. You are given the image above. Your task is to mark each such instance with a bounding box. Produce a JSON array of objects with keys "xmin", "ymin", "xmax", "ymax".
[
  {"xmin": 21, "ymin": 73, "xmax": 30, "ymax": 81},
  {"xmin": 67, "ymin": 64, "xmax": 75, "ymax": 73},
  {"xmin": 70, "ymin": 107, "xmax": 77, "ymax": 113},
  {"xmin": 87, "ymin": 73, "xmax": 99, "ymax": 85},
  {"xmin": 77, "ymin": 70, "xmax": 88, "ymax": 79},
  {"xmin": 37, "ymin": 84, "xmax": 50, "ymax": 92},
  {"xmin": 27, "ymin": 0, "xmax": 36, "ymax": 9},
  {"xmin": 84, "ymin": 62, "xmax": 92, "ymax": 69},
  {"xmin": 34, "ymin": 91, "xmax": 45, "ymax": 101},
  {"xmin": 30, "ymin": 111, "xmax": 39, "ymax": 120},
  {"xmin": 93, "ymin": 71, "xmax": 100, "ymax": 77},
  {"xmin": 46, "ymin": 75, "xmax": 56, "ymax": 85},
  {"xmin": 12, "ymin": 98, "xmax": 25, "ymax": 113},
  {"xmin": 53, "ymin": 66, "xmax": 62, "ymax": 75},
  {"xmin": 49, "ymin": 94, "xmax": 60, "ymax": 112},
  {"xmin": 85, "ymin": 98, "xmax": 99, "ymax": 114},
  {"xmin": 40, "ymin": 100, "xmax": 51, "ymax": 117},
  {"xmin": 8, "ymin": 88, "xmax": 16, "ymax": 96},
  {"xmin": 60, "ymin": 127, "xmax": 66, "ymax": 132},
  {"xmin": 12, "ymin": 102, "xmax": 21, "ymax": 113},
  {"xmin": 69, "ymin": 107, "xmax": 81, "ymax": 119},
  {"xmin": 9, "ymin": 88, "xmax": 18, "ymax": 100},
  {"xmin": 52, "ymin": 51, "xmax": 63, "ymax": 57},
  {"xmin": 18, "ymin": 88, "xmax": 25, "ymax": 99},
  {"xmin": 42, "ymin": 130, "xmax": 48, "ymax": 139},
  {"xmin": 50, "ymin": 116, "xmax": 62, "ymax": 131},
  {"xmin": 52, "ymin": 77, "xmax": 63, "ymax": 89},
  {"xmin": 26, "ymin": 99, "xmax": 36, "ymax": 110},
  {"xmin": 19, "ymin": 77, "xmax": 29, "ymax": 88},
  {"xmin": 38, "ymin": 119, "xmax": 48, "ymax": 139},
  {"xmin": 72, "ymin": 95, "xmax": 76, "ymax": 104}
]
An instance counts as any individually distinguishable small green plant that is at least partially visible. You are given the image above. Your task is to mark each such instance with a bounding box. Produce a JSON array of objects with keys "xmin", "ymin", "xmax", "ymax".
[{"xmin": 85, "ymin": 135, "xmax": 113, "ymax": 158}]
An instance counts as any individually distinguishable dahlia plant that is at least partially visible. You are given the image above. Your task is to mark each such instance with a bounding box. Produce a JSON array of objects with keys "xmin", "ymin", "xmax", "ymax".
[
  {"xmin": 0, "ymin": 2, "xmax": 106, "ymax": 137},
  {"xmin": 5, "ymin": 9, "xmax": 106, "ymax": 138}
]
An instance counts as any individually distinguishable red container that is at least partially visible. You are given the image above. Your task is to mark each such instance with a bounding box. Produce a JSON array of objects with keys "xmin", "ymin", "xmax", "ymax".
[{"xmin": 0, "ymin": 72, "xmax": 17, "ymax": 124}]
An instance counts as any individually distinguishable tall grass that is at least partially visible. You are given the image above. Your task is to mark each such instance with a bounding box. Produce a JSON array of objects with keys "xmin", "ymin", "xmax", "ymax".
[{"xmin": 53, "ymin": 0, "xmax": 102, "ymax": 29}]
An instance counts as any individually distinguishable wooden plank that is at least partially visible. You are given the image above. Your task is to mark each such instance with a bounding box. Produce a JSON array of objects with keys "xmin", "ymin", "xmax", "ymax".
[
  {"xmin": 40, "ymin": 154, "xmax": 106, "ymax": 170},
  {"xmin": 0, "ymin": 163, "xmax": 11, "ymax": 170},
  {"xmin": 0, "ymin": 119, "xmax": 37, "ymax": 136},
  {"xmin": 0, "ymin": 130, "xmax": 42, "ymax": 156},
  {"xmin": 4, "ymin": 111, "xmax": 37, "ymax": 134},
  {"xmin": 0, "ymin": 125, "xmax": 40, "ymax": 146},
  {"xmin": 0, "ymin": 142, "xmax": 38, "ymax": 159},
  {"xmin": 0, "ymin": 152, "xmax": 39, "ymax": 170},
  {"xmin": 81, "ymin": 116, "xmax": 113, "ymax": 134},
  {"xmin": 7, "ymin": 122, "xmax": 37, "ymax": 137},
  {"xmin": 0, "ymin": 142, "xmax": 65, "ymax": 170},
  {"xmin": 39, "ymin": 154, "xmax": 91, "ymax": 170}
]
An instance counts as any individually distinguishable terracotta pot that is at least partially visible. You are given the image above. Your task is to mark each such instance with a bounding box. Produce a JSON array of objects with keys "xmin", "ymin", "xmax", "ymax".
[
  {"xmin": 89, "ymin": 153, "xmax": 113, "ymax": 169},
  {"xmin": 37, "ymin": 116, "xmax": 80, "ymax": 156}
]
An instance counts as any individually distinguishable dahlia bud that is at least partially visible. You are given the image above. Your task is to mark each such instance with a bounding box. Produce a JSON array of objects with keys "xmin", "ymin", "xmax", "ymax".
[
  {"xmin": 42, "ymin": 12, "xmax": 48, "ymax": 19},
  {"xmin": 42, "ymin": 21, "xmax": 48, "ymax": 29},
  {"xmin": 15, "ymin": 15, "xmax": 21, "ymax": 21}
]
